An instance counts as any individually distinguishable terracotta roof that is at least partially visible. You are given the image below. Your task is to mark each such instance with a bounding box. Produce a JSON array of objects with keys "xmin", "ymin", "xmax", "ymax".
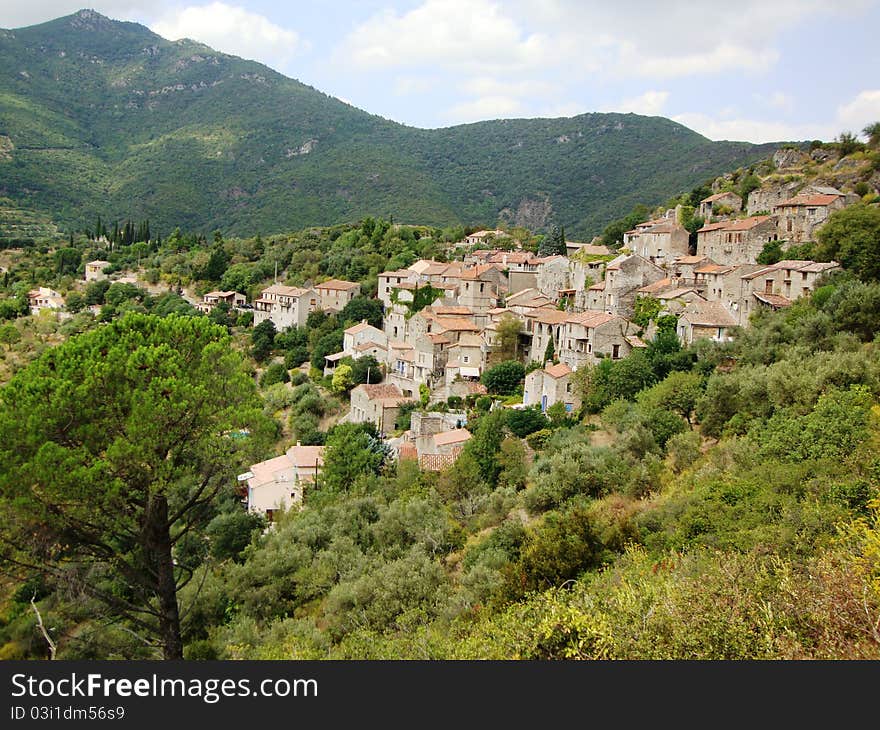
[
  {"xmin": 248, "ymin": 454, "xmax": 293, "ymax": 488},
  {"xmin": 694, "ymin": 263, "xmax": 732, "ymax": 274},
  {"xmin": 701, "ymin": 191, "xmax": 740, "ymax": 203},
  {"xmin": 675, "ymin": 255, "xmax": 710, "ymax": 264},
  {"xmin": 419, "ymin": 450, "xmax": 463, "ymax": 472},
  {"xmin": 432, "ymin": 305, "xmax": 473, "ymax": 315},
  {"xmin": 722, "ymin": 215, "xmax": 773, "ymax": 231},
  {"xmin": 487, "ymin": 251, "xmax": 534, "ymax": 264},
  {"xmin": 398, "ymin": 444, "xmax": 418, "ymax": 461},
  {"xmin": 637, "ymin": 277, "xmax": 672, "ymax": 294},
  {"xmin": 797, "ymin": 261, "xmax": 839, "ymax": 273},
  {"xmin": 433, "ymin": 429, "xmax": 473, "ymax": 447},
  {"xmin": 427, "ymin": 333, "xmax": 452, "ymax": 344},
  {"xmin": 379, "ymin": 269, "xmax": 414, "ymax": 278},
  {"xmin": 86, "ymin": 259, "xmax": 111, "ymax": 267},
  {"xmin": 355, "ymin": 341, "xmax": 384, "ymax": 353},
  {"xmin": 458, "ymin": 264, "xmax": 497, "ymax": 280},
  {"xmin": 286, "ymin": 445, "xmax": 325, "ymax": 468},
  {"xmin": 316, "ymin": 278, "xmax": 359, "ymax": 291},
  {"xmin": 775, "ymin": 194, "xmax": 840, "ymax": 207},
  {"xmin": 566, "ymin": 311, "xmax": 617, "ymax": 328},
  {"xmin": 588, "ymin": 281, "xmax": 606, "ymax": 290},
  {"xmin": 357, "ymin": 383, "xmax": 413, "ymax": 403},
  {"xmin": 569, "ymin": 243, "xmax": 612, "ymax": 256},
  {"xmin": 434, "ymin": 317, "xmax": 479, "ymax": 332},
  {"xmin": 528, "ymin": 309, "xmax": 570, "ymax": 325},
  {"xmin": 697, "ymin": 221, "xmax": 729, "ymax": 233},
  {"xmin": 680, "ymin": 302, "xmax": 737, "ymax": 327},
  {"xmin": 544, "ymin": 362, "xmax": 572, "ymax": 379},
  {"xmin": 345, "ymin": 321, "xmax": 379, "ymax": 335},
  {"xmin": 753, "ymin": 292, "xmax": 792, "ymax": 308},
  {"xmin": 261, "ymin": 284, "xmax": 310, "ymax": 297},
  {"xmin": 658, "ymin": 287, "xmax": 703, "ymax": 300}
]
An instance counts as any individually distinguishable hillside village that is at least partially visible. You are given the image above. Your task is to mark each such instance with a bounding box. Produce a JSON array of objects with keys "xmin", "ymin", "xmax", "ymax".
[
  {"xmin": 4, "ymin": 140, "xmax": 878, "ymax": 525},
  {"xmin": 223, "ymin": 143, "xmax": 880, "ymax": 519}
]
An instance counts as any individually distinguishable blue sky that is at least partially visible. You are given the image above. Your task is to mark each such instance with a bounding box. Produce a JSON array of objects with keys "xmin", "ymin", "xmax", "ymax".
[{"xmin": 3, "ymin": 1, "xmax": 880, "ymax": 142}]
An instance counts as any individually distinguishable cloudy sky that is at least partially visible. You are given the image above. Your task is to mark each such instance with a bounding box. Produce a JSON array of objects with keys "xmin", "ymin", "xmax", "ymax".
[{"xmin": 2, "ymin": 1, "xmax": 879, "ymax": 142}]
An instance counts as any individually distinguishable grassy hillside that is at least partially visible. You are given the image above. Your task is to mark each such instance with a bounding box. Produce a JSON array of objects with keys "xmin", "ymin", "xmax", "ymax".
[{"xmin": 0, "ymin": 9, "xmax": 776, "ymax": 238}]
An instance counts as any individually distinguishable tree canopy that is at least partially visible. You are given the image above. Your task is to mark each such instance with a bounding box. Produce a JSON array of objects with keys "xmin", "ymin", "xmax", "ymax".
[{"xmin": 0, "ymin": 313, "xmax": 269, "ymax": 658}]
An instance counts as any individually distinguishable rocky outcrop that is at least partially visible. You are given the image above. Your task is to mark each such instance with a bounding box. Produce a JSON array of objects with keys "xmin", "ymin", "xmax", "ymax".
[
  {"xmin": 499, "ymin": 195, "xmax": 552, "ymax": 231},
  {"xmin": 772, "ymin": 147, "xmax": 807, "ymax": 169}
]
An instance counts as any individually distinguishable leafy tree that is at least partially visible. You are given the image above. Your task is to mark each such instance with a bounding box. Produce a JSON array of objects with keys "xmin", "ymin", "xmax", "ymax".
[
  {"xmin": 0, "ymin": 313, "xmax": 267, "ymax": 659},
  {"xmin": 321, "ymin": 423, "xmax": 388, "ymax": 491},
  {"xmin": 539, "ymin": 224, "xmax": 566, "ymax": 256},
  {"xmin": 543, "ymin": 338, "xmax": 556, "ymax": 364},
  {"xmin": 493, "ymin": 315, "xmax": 523, "ymax": 363},
  {"xmin": 633, "ymin": 295, "xmax": 662, "ymax": 329},
  {"xmin": 54, "ymin": 247, "xmax": 81, "ymax": 276},
  {"xmin": 463, "ymin": 408, "xmax": 508, "ymax": 483},
  {"xmin": 482, "ymin": 360, "xmax": 525, "ymax": 395},
  {"xmin": 835, "ymin": 131, "xmax": 864, "ymax": 156},
  {"xmin": 331, "ymin": 363, "xmax": 355, "ymax": 393},
  {"xmin": 757, "ymin": 240, "xmax": 784, "ymax": 265},
  {"xmin": 816, "ymin": 204, "xmax": 880, "ymax": 281},
  {"xmin": 260, "ymin": 362, "xmax": 290, "ymax": 388},
  {"xmin": 864, "ymin": 121, "xmax": 880, "ymax": 148},
  {"xmin": 340, "ymin": 296, "xmax": 383, "ymax": 329},
  {"xmin": 507, "ymin": 406, "xmax": 549, "ymax": 438},
  {"xmin": 65, "ymin": 291, "xmax": 86, "ymax": 313},
  {"xmin": 251, "ymin": 319, "xmax": 276, "ymax": 362},
  {"xmin": 349, "ymin": 355, "xmax": 382, "ymax": 385},
  {"xmin": 84, "ymin": 279, "xmax": 111, "ymax": 306},
  {"xmin": 637, "ymin": 371, "xmax": 704, "ymax": 425}
]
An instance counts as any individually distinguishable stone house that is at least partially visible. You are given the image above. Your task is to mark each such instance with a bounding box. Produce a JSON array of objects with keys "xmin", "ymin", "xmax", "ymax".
[
  {"xmin": 385, "ymin": 341, "xmax": 417, "ymax": 396},
  {"xmin": 378, "ymin": 269, "xmax": 415, "ymax": 308},
  {"xmin": 349, "ymin": 383, "xmax": 415, "ymax": 434},
  {"xmin": 733, "ymin": 260, "xmax": 840, "ymax": 325},
  {"xmin": 746, "ymin": 180, "xmax": 802, "ymax": 215},
  {"xmin": 535, "ymin": 255, "xmax": 571, "ymax": 302},
  {"xmin": 676, "ymin": 302, "xmax": 738, "ymax": 345},
  {"xmin": 773, "ymin": 193, "xmax": 848, "ymax": 243},
  {"xmin": 340, "ymin": 320, "xmax": 384, "ymax": 352},
  {"xmin": 699, "ymin": 191, "xmax": 742, "ymax": 220},
  {"xmin": 523, "ymin": 362, "xmax": 577, "ymax": 413},
  {"xmin": 625, "ymin": 220, "xmax": 690, "ymax": 267},
  {"xmin": 464, "ymin": 229, "xmax": 509, "ymax": 246},
  {"xmin": 413, "ymin": 333, "xmax": 451, "ymax": 389},
  {"xmin": 238, "ymin": 444, "xmax": 325, "ymax": 521},
  {"xmin": 315, "ymin": 279, "xmax": 360, "ymax": 312},
  {"xmin": 595, "ymin": 254, "xmax": 666, "ymax": 318},
  {"xmin": 696, "ymin": 215, "xmax": 779, "ymax": 265},
  {"xmin": 522, "ymin": 308, "xmax": 570, "ymax": 364},
  {"xmin": 28, "ymin": 287, "xmax": 65, "ymax": 314},
  {"xmin": 84, "ymin": 260, "xmax": 111, "ymax": 282},
  {"xmin": 253, "ymin": 284, "xmax": 319, "ymax": 330},
  {"xmin": 558, "ymin": 312, "xmax": 641, "ymax": 370},
  {"xmin": 197, "ymin": 290, "xmax": 247, "ymax": 314}
]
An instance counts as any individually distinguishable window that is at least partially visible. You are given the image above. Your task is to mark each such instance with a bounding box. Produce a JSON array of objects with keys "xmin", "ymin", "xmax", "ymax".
[
  {"xmin": 716, "ymin": 327, "xmax": 723, "ymax": 339},
  {"xmin": 612, "ymin": 344, "xmax": 620, "ymax": 359},
  {"xmin": 463, "ymin": 355, "xmax": 470, "ymax": 363},
  {"xmin": 480, "ymin": 282, "xmax": 485, "ymax": 292}
]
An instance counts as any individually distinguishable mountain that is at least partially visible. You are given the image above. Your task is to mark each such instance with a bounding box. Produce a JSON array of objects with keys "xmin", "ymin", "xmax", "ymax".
[{"xmin": 0, "ymin": 9, "xmax": 778, "ymax": 238}]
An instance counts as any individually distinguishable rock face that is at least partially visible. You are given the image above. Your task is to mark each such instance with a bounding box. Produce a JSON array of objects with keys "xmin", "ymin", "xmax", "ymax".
[
  {"xmin": 499, "ymin": 196, "xmax": 553, "ymax": 230},
  {"xmin": 747, "ymin": 181, "xmax": 801, "ymax": 215},
  {"xmin": 772, "ymin": 147, "xmax": 806, "ymax": 169}
]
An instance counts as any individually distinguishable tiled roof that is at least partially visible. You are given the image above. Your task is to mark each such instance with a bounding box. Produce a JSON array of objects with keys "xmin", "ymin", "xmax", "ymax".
[
  {"xmin": 544, "ymin": 362, "xmax": 573, "ymax": 378},
  {"xmin": 316, "ymin": 278, "xmax": 360, "ymax": 291},
  {"xmin": 753, "ymin": 292, "xmax": 792, "ymax": 308},
  {"xmin": 433, "ymin": 429, "xmax": 473, "ymax": 447},
  {"xmin": 286, "ymin": 445, "xmax": 325, "ymax": 468},
  {"xmin": 701, "ymin": 191, "xmax": 740, "ymax": 203},
  {"xmin": 722, "ymin": 215, "xmax": 772, "ymax": 231},
  {"xmin": 680, "ymin": 302, "xmax": 737, "ymax": 327},
  {"xmin": 566, "ymin": 311, "xmax": 617, "ymax": 328},
  {"xmin": 775, "ymin": 194, "xmax": 840, "ymax": 207},
  {"xmin": 261, "ymin": 284, "xmax": 310, "ymax": 297}
]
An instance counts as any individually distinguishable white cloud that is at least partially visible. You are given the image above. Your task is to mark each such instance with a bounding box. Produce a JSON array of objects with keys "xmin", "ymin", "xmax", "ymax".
[
  {"xmin": 837, "ymin": 90, "xmax": 880, "ymax": 135},
  {"xmin": 675, "ymin": 88, "xmax": 880, "ymax": 143},
  {"xmin": 446, "ymin": 96, "xmax": 525, "ymax": 125},
  {"xmin": 151, "ymin": 3, "xmax": 306, "ymax": 70},
  {"xmin": 340, "ymin": 0, "xmax": 549, "ymax": 74},
  {"xmin": 602, "ymin": 90, "xmax": 669, "ymax": 116}
]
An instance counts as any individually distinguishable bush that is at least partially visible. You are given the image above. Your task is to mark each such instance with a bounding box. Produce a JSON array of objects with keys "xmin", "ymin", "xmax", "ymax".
[
  {"xmin": 507, "ymin": 406, "xmax": 549, "ymax": 438},
  {"xmin": 482, "ymin": 361, "xmax": 525, "ymax": 395},
  {"xmin": 260, "ymin": 363, "xmax": 289, "ymax": 388}
]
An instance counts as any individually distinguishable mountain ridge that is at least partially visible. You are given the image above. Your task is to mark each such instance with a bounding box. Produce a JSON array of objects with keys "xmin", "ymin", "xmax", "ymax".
[{"xmin": 0, "ymin": 9, "xmax": 779, "ymax": 237}]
